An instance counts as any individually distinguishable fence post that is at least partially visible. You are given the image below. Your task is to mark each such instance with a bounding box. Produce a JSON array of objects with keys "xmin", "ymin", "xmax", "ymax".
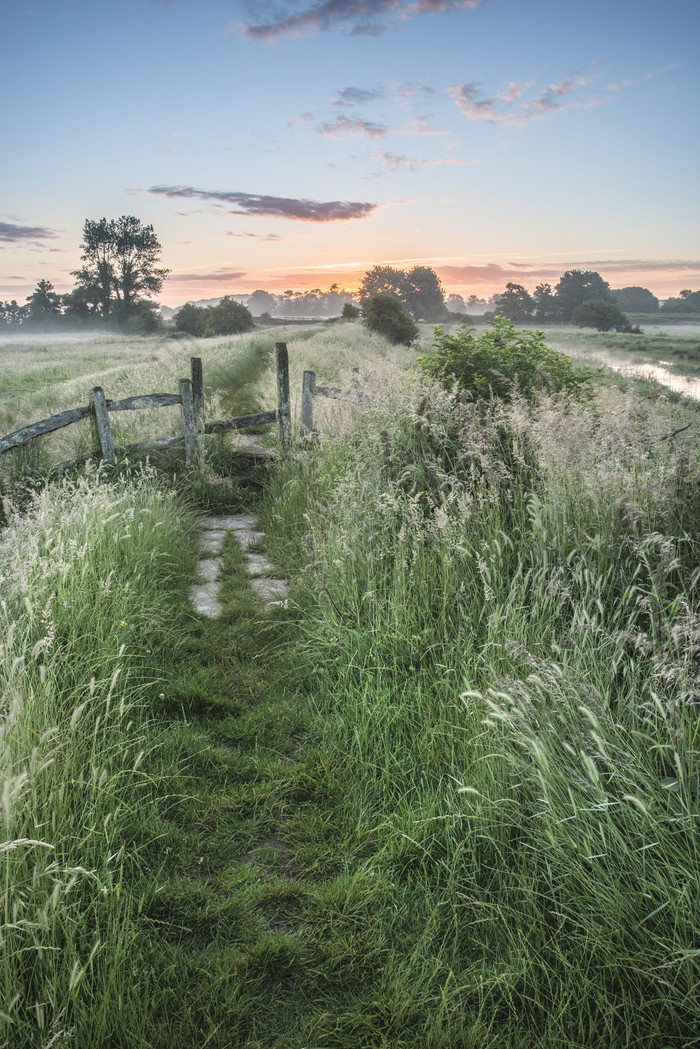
[
  {"xmin": 179, "ymin": 378, "xmax": 197, "ymax": 466},
  {"xmin": 301, "ymin": 370, "xmax": 316, "ymax": 436},
  {"xmin": 190, "ymin": 357, "xmax": 206, "ymax": 462},
  {"xmin": 91, "ymin": 387, "xmax": 115, "ymax": 462},
  {"xmin": 275, "ymin": 342, "xmax": 291, "ymax": 453}
]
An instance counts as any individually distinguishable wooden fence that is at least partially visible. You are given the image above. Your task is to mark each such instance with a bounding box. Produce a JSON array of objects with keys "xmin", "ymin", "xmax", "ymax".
[
  {"xmin": 0, "ymin": 345, "xmax": 372, "ymax": 471},
  {"xmin": 0, "ymin": 343, "xmax": 293, "ymax": 469},
  {"xmin": 300, "ymin": 368, "xmax": 370, "ymax": 436}
]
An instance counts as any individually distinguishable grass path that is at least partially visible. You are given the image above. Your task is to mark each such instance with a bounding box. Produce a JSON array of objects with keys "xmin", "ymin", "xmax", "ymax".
[{"xmin": 127, "ymin": 515, "xmax": 400, "ymax": 1049}]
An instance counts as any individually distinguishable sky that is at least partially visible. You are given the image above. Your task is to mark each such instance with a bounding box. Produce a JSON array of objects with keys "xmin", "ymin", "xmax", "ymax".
[{"xmin": 2, "ymin": 0, "xmax": 699, "ymax": 307}]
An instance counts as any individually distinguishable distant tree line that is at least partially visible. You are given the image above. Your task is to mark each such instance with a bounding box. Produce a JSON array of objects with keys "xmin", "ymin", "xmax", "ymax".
[
  {"xmin": 488, "ymin": 273, "xmax": 700, "ymax": 330},
  {"xmin": 4, "ymin": 224, "xmax": 697, "ymax": 339}
]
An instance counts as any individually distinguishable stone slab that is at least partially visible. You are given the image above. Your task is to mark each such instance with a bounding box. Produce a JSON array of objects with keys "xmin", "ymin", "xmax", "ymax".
[
  {"xmin": 202, "ymin": 514, "xmax": 259, "ymax": 532},
  {"xmin": 189, "ymin": 581, "xmax": 223, "ymax": 618},
  {"xmin": 250, "ymin": 577, "xmax": 289, "ymax": 604},
  {"xmin": 246, "ymin": 553, "xmax": 275, "ymax": 576},
  {"xmin": 235, "ymin": 529, "xmax": 265, "ymax": 551},
  {"xmin": 198, "ymin": 530, "xmax": 227, "ymax": 554},
  {"xmin": 197, "ymin": 558, "xmax": 220, "ymax": 583}
]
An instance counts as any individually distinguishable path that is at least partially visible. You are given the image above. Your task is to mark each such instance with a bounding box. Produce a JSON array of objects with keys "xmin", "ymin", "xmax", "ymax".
[{"xmin": 190, "ymin": 515, "xmax": 289, "ymax": 616}]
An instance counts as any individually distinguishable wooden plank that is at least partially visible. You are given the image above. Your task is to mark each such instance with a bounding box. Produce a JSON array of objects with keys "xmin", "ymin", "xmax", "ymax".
[
  {"xmin": 190, "ymin": 357, "xmax": 206, "ymax": 462},
  {"xmin": 315, "ymin": 385, "xmax": 371, "ymax": 406},
  {"xmin": 275, "ymin": 342, "xmax": 292, "ymax": 452},
  {"xmin": 0, "ymin": 405, "xmax": 91, "ymax": 454},
  {"xmin": 106, "ymin": 393, "xmax": 182, "ymax": 411},
  {"xmin": 179, "ymin": 378, "xmax": 197, "ymax": 466},
  {"xmin": 91, "ymin": 387, "xmax": 115, "ymax": 462},
  {"xmin": 205, "ymin": 410, "xmax": 278, "ymax": 434},
  {"xmin": 301, "ymin": 370, "xmax": 316, "ymax": 436}
]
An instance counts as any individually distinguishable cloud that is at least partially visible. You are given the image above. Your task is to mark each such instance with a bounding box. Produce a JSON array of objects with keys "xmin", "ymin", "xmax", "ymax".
[
  {"xmin": 436, "ymin": 258, "xmax": 700, "ymax": 291},
  {"xmin": 166, "ymin": 271, "xmax": 247, "ymax": 284},
  {"xmin": 0, "ymin": 222, "xmax": 59, "ymax": 243},
  {"xmin": 149, "ymin": 185, "xmax": 378, "ymax": 221},
  {"xmin": 449, "ymin": 73, "xmax": 599, "ymax": 127},
  {"xmin": 332, "ymin": 86, "xmax": 384, "ymax": 106},
  {"xmin": 375, "ymin": 152, "xmax": 440, "ymax": 171},
  {"xmin": 225, "ymin": 231, "xmax": 285, "ymax": 241},
  {"xmin": 239, "ymin": 0, "xmax": 483, "ymax": 41},
  {"xmin": 319, "ymin": 116, "xmax": 389, "ymax": 138}
]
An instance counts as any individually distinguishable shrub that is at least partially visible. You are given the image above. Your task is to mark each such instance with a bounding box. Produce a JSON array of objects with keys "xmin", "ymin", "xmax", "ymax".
[
  {"xmin": 208, "ymin": 297, "xmax": 255, "ymax": 336},
  {"xmin": 573, "ymin": 299, "xmax": 635, "ymax": 333},
  {"xmin": 418, "ymin": 315, "xmax": 596, "ymax": 401},
  {"xmin": 174, "ymin": 302, "xmax": 209, "ymax": 337},
  {"xmin": 341, "ymin": 301, "xmax": 360, "ymax": 320},
  {"xmin": 363, "ymin": 292, "xmax": 419, "ymax": 346}
]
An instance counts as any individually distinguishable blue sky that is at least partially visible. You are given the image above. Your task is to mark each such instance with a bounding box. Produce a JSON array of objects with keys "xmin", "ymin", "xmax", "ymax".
[{"xmin": 2, "ymin": 0, "xmax": 698, "ymax": 306}]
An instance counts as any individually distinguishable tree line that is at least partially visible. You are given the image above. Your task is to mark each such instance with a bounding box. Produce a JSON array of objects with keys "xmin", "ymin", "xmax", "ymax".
[
  {"xmin": 0, "ymin": 216, "xmax": 168, "ymax": 333},
  {"xmin": 3, "ymin": 214, "xmax": 698, "ymax": 336}
]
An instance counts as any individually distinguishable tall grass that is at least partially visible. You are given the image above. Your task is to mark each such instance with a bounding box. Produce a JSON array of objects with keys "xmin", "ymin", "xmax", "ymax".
[
  {"xmin": 0, "ymin": 463, "xmax": 197, "ymax": 1043},
  {"xmin": 259, "ymin": 367, "xmax": 700, "ymax": 1046}
]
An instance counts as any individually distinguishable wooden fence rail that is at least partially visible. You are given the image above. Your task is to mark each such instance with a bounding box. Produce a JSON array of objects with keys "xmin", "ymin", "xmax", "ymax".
[
  {"xmin": 300, "ymin": 369, "xmax": 371, "ymax": 436},
  {"xmin": 0, "ymin": 343, "xmax": 293, "ymax": 467}
]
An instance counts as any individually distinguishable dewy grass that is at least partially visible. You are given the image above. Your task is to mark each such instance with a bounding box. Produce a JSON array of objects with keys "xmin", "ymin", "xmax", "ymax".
[
  {"xmin": 0, "ymin": 463, "xmax": 198, "ymax": 1042},
  {"xmin": 253, "ymin": 361, "xmax": 700, "ymax": 1047},
  {"xmin": 1, "ymin": 324, "xmax": 699, "ymax": 1046}
]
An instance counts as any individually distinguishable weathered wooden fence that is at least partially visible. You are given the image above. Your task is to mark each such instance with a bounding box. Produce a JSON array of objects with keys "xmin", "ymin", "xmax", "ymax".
[
  {"xmin": 300, "ymin": 367, "xmax": 371, "ymax": 436},
  {"xmin": 0, "ymin": 343, "xmax": 292, "ymax": 468}
]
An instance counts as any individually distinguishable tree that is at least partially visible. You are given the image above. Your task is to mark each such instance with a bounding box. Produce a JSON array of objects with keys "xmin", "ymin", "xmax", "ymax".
[
  {"xmin": 572, "ymin": 299, "xmax": 633, "ymax": 332},
  {"xmin": 359, "ymin": 264, "xmax": 447, "ymax": 321},
  {"xmin": 363, "ymin": 293, "xmax": 419, "ymax": 346},
  {"xmin": 174, "ymin": 302, "xmax": 209, "ymax": 337},
  {"xmin": 493, "ymin": 282, "xmax": 534, "ymax": 323},
  {"xmin": 447, "ymin": 294, "xmax": 466, "ymax": 313},
  {"xmin": 71, "ymin": 215, "xmax": 169, "ymax": 323},
  {"xmin": 25, "ymin": 279, "xmax": 62, "ymax": 327},
  {"xmin": 533, "ymin": 283, "xmax": 560, "ymax": 322},
  {"xmin": 208, "ymin": 296, "xmax": 255, "ymax": 335},
  {"xmin": 554, "ymin": 270, "xmax": 611, "ymax": 322},
  {"xmin": 611, "ymin": 286, "xmax": 659, "ymax": 314},
  {"xmin": 403, "ymin": 266, "xmax": 448, "ymax": 321},
  {"xmin": 247, "ymin": 290, "xmax": 278, "ymax": 316},
  {"xmin": 341, "ymin": 301, "xmax": 360, "ymax": 319},
  {"xmin": 62, "ymin": 284, "xmax": 101, "ymax": 321},
  {"xmin": 0, "ymin": 300, "xmax": 29, "ymax": 327},
  {"xmin": 359, "ymin": 265, "xmax": 406, "ymax": 305}
]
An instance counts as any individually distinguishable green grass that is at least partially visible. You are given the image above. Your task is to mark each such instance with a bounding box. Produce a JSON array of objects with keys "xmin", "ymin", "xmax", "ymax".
[{"xmin": 2, "ymin": 327, "xmax": 699, "ymax": 1046}]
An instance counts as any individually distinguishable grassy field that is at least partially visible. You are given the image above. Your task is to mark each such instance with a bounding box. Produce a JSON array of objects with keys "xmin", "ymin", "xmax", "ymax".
[{"xmin": 1, "ymin": 321, "xmax": 699, "ymax": 1046}]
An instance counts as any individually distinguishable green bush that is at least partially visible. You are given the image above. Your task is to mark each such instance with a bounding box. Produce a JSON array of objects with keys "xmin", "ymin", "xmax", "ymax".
[
  {"xmin": 573, "ymin": 299, "xmax": 635, "ymax": 332},
  {"xmin": 418, "ymin": 315, "xmax": 597, "ymax": 401},
  {"xmin": 363, "ymin": 292, "xmax": 419, "ymax": 346}
]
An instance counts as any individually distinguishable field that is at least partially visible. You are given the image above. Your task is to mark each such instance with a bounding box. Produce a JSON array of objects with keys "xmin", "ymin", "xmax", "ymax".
[{"xmin": 1, "ymin": 321, "xmax": 699, "ymax": 1047}]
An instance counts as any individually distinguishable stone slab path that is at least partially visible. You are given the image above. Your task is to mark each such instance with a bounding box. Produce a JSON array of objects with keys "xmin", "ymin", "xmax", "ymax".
[{"xmin": 190, "ymin": 513, "xmax": 289, "ymax": 617}]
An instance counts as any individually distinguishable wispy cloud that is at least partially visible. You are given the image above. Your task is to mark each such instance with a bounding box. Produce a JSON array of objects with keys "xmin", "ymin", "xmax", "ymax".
[
  {"xmin": 449, "ymin": 73, "xmax": 599, "ymax": 127},
  {"xmin": 166, "ymin": 271, "xmax": 247, "ymax": 284},
  {"xmin": 319, "ymin": 116, "xmax": 390, "ymax": 138},
  {"xmin": 375, "ymin": 152, "xmax": 440, "ymax": 171},
  {"xmin": 225, "ymin": 231, "xmax": 285, "ymax": 241},
  {"xmin": 0, "ymin": 222, "xmax": 59, "ymax": 243},
  {"xmin": 149, "ymin": 185, "xmax": 378, "ymax": 221},
  {"xmin": 646, "ymin": 63, "xmax": 680, "ymax": 79},
  {"xmin": 332, "ymin": 86, "xmax": 384, "ymax": 106},
  {"xmin": 239, "ymin": 0, "xmax": 483, "ymax": 41}
]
